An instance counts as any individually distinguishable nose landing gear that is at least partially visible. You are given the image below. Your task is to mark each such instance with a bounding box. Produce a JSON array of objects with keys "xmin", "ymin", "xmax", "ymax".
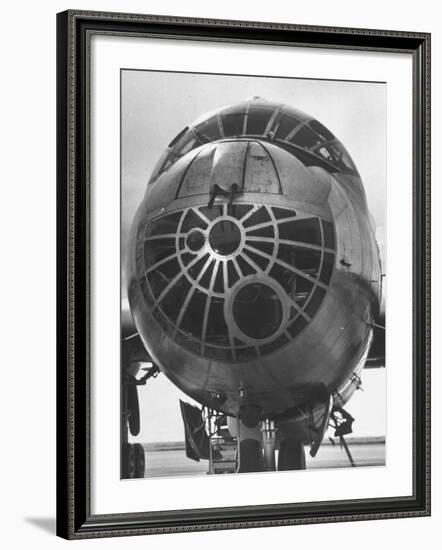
[
  {"xmin": 278, "ymin": 438, "xmax": 306, "ymax": 471},
  {"xmin": 230, "ymin": 415, "xmax": 307, "ymax": 473}
]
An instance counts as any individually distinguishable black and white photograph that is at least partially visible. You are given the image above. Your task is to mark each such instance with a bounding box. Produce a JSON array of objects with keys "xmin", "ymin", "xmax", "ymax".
[
  {"xmin": 0, "ymin": 0, "xmax": 436, "ymax": 546},
  {"xmin": 121, "ymin": 70, "xmax": 386, "ymax": 479}
]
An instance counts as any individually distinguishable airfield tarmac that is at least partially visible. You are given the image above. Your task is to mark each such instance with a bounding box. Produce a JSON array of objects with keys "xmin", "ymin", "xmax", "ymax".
[{"xmin": 141, "ymin": 438, "xmax": 385, "ymax": 478}]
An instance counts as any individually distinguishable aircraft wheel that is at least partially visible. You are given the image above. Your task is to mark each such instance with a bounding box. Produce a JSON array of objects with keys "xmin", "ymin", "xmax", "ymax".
[
  {"xmin": 133, "ymin": 443, "xmax": 145, "ymax": 478},
  {"xmin": 127, "ymin": 384, "xmax": 140, "ymax": 436},
  {"xmin": 278, "ymin": 438, "xmax": 306, "ymax": 471},
  {"xmin": 239, "ymin": 439, "xmax": 263, "ymax": 473},
  {"xmin": 122, "ymin": 443, "xmax": 136, "ymax": 478}
]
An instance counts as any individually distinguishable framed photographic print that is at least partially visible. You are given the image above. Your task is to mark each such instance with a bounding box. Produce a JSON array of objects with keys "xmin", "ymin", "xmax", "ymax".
[{"xmin": 56, "ymin": 10, "xmax": 431, "ymax": 539}]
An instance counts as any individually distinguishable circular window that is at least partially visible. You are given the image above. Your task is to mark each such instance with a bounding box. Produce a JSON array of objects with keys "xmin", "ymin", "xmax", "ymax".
[
  {"xmin": 233, "ymin": 283, "xmax": 283, "ymax": 339},
  {"xmin": 186, "ymin": 230, "xmax": 205, "ymax": 251},
  {"xmin": 209, "ymin": 220, "xmax": 241, "ymax": 255}
]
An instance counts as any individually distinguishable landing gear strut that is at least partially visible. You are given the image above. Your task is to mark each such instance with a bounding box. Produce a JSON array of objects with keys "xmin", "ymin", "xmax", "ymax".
[
  {"xmin": 238, "ymin": 439, "xmax": 263, "ymax": 473},
  {"xmin": 121, "ymin": 363, "xmax": 159, "ymax": 478},
  {"xmin": 278, "ymin": 438, "xmax": 306, "ymax": 470},
  {"xmin": 261, "ymin": 419, "xmax": 277, "ymax": 471}
]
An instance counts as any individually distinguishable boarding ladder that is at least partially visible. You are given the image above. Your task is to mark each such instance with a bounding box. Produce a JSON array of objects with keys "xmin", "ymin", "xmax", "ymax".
[{"xmin": 207, "ymin": 411, "xmax": 240, "ymax": 474}]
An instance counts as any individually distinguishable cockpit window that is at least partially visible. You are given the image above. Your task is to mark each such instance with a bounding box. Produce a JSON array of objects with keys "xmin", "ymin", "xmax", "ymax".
[
  {"xmin": 168, "ymin": 126, "xmax": 189, "ymax": 148},
  {"xmin": 168, "ymin": 130, "xmax": 200, "ymax": 157},
  {"xmin": 274, "ymin": 114, "xmax": 303, "ymax": 140},
  {"xmin": 327, "ymin": 141, "xmax": 357, "ymax": 171},
  {"xmin": 245, "ymin": 107, "xmax": 273, "ymax": 135},
  {"xmin": 289, "ymin": 125, "xmax": 322, "ymax": 149},
  {"xmin": 317, "ymin": 145, "xmax": 334, "ymax": 162},
  {"xmin": 309, "ymin": 120, "xmax": 335, "ymax": 141},
  {"xmin": 195, "ymin": 116, "xmax": 222, "ymax": 141},
  {"xmin": 221, "ymin": 110, "xmax": 246, "ymax": 137},
  {"xmin": 150, "ymin": 100, "xmax": 358, "ymax": 183}
]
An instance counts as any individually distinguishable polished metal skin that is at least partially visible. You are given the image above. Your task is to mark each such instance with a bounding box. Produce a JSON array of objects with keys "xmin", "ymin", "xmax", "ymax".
[{"xmin": 126, "ymin": 98, "xmax": 382, "ymax": 441}]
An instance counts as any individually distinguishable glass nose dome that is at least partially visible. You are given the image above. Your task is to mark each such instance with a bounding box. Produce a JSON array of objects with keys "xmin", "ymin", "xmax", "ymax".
[{"xmin": 137, "ymin": 201, "xmax": 336, "ymax": 362}]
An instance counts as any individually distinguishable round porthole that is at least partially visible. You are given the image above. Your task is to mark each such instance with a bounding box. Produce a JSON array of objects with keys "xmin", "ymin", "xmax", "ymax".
[
  {"xmin": 186, "ymin": 230, "xmax": 205, "ymax": 252},
  {"xmin": 233, "ymin": 283, "xmax": 283, "ymax": 339},
  {"xmin": 209, "ymin": 220, "xmax": 241, "ymax": 256}
]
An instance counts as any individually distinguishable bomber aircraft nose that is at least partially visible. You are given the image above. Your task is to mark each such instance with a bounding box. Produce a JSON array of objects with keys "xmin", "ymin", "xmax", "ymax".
[
  {"xmin": 130, "ymin": 135, "xmax": 338, "ymax": 364},
  {"xmin": 126, "ymin": 97, "xmax": 381, "ymax": 425}
]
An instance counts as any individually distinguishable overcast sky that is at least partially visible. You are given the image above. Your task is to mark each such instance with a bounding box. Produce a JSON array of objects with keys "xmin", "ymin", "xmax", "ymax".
[{"xmin": 122, "ymin": 69, "xmax": 386, "ymax": 443}]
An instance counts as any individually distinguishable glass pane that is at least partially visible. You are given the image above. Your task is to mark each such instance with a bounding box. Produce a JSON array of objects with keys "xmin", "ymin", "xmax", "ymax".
[
  {"xmin": 147, "ymin": 211, "xmax": 182, "ymax": 236},
  {"xmin": 195, "ymin": 116, "xmax": 221, "ymax": 141},
  {"xmin": 322, "ymin": 220, "xmax": 336, "ymax": 249},
  {"xmin": 181, "ymin": 209, "xmax": 208, "ymax": 232},
  {"xmin": 274, "ymin": 114, "xmax": 302, "ymax": 140},
  {"xmin": 278, "ymin": 218, "xmax": 322, "ymax": 245},
  {"xmin": 246, "ymin": 240, "xmax": 274, "ymax": 255},
  {"xmin": 269, "ymin": 264, "xmax": 313, "ymax": 303},
  {"xmin": 227, "ymin": 260, "xmax": 239, "ymax": 287},
  {"xmin": 320, "ymin": 252, "xmax": 335, "ymax": 285},
  {"xmin": 243, "ymin": 206, "xmax": 271, "ymax": 228},
  {"xmin": 147, "ymin": 257, "xmax": 180, "ymax": 298},
  {"xmin": 181, "ymin": 252, "xmax": 197, "ymax": 266},
  {"xmin": 198, "ymin": 205, "xmax": 223, "ymax": 221},
  {"xmin": 221, "ymin": 112, "xmax": 246, "ymax": 136},
  {"xmin": 168, "ymin": 126, "xmax": 189, "ymax": 148},
  {"xmin": 180, "ymin": 136, "xmax": 200, "ymax": 155},
  {"xmin": 233, "ymin": 283, "xmax": 282, "ymax": 339},
  {"xmin": 328, "ymin": 141, "xmax": 357, "ymax": 172},
  {"xmin": 272, "ymin": 207, "xmax": 296, "ymax": 219},
  {"xmin": 186, "ymin": 230, "xmax": 205, "ymax": 252},
  {"xmin": 209, "ymin": 220, "xmax": 241, "ymax": 256},
  {"xmin": 246, "ymin": 225, "xmax": 274, "ymax": 238},
  {"xmin": 231, "ymin": 204, "xmax": 254, "ymax": 220},
  {"xmin": 309, "ymin": 120, "xmax": 335, "ymax": 141},
  {"xmin": 213, "ymin": 263, "xmax": 225, "ymax": 293},
  {"xmin": 169, "ymin": 128, "xmax": 200, "ymax": 156},
  {"xmin": 292, "ymin": 276, "xmax": 315, "ymax": 306},
  {"xmin": 180, "ymin": 289, "xmax": 207, "ymax": 338},
  {"xmin": 144, "ymin": 238, "xmax": 176, "ymax": 269},
  {"xmin": 278, "ymin": 244, "xmax": 321, "ymax": 276},
  {"xmin": 243, "ymin": 248, "xmax": 269, "ymax": 270},
  {"xmin": 147, "ymin": 270, "xmax": 169, "ymax": 298},
  {"xmin": 199, "ymin": 260, "xmax": 216, "ymax": 289},
  {"xmin": 160, "ymin": 276, "xmax": 191, "ymax": 322},
  {"xmin": 246, "ymin": 107, "xmax": 273, "ymax": 135},
  {"xmin": 205, "ymin": 297, "xmax": 230, "ymax": 346},
  {"xmin": 188, "ymin": 253, "xmax": 210, "ymax": 279},
  {"xmin": 236, "ymin": 255, "xmax": 256, "ymax": 276},
  {"xmin": 289, "ymin": 125, "xmax": 321, "ymax": 148},
  {"xmin": 317, "ymin": 145, "xmax": 334, "ymax": 162}
]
